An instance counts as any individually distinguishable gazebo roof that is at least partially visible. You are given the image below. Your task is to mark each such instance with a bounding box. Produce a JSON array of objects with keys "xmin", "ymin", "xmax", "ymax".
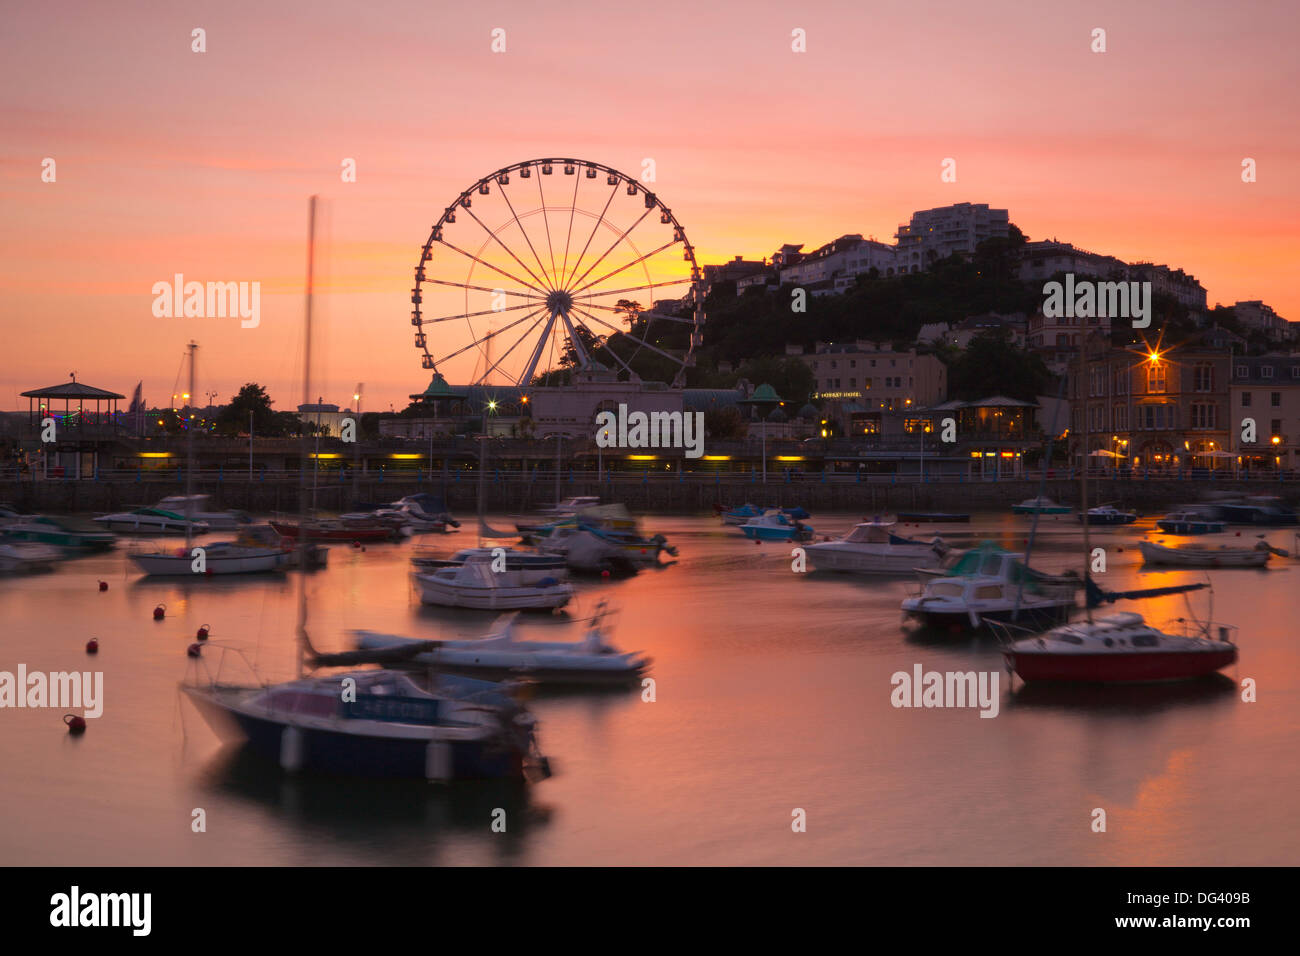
[
  {"xmin": 739, "ymin": 383, "xmax": 783, "ymax": 406},
  {"xmin": 410, "ymin": 373, "xmax": 468, "ymax": 402},
  {"xmin": 21, "ymin": 379, "xmax": 124, "ymax": 400}
]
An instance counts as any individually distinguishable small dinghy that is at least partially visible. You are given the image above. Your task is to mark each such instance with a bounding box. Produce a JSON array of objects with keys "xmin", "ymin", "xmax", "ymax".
[{"xmin": 1137, "ymin": 539, "xmax": 1275, "ymax": 568}]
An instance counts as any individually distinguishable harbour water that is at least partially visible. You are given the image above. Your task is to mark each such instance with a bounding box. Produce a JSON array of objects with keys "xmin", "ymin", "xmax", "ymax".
[{"xmin": 1, "ymin": 513, "xmax": 1297, "ymax": 865}]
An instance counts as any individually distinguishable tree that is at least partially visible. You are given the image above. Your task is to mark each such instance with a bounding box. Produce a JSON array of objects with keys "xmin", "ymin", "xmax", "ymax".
[
  {"xmin": 614, "ymin": 299, "xmax": 644, "ymax": 329},
  {"xmin": 216, "ymin": 383, "xmax": 280, "ymax": 436},
  {"xmin": 946, "ymin": 330, "xmax": 1053, "ymax": 403}
]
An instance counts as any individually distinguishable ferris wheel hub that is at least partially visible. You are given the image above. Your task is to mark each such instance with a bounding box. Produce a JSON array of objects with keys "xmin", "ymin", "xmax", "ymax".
[{"xmin": 545, "ymin": 289, "xmax": 575, "ymax": 313}]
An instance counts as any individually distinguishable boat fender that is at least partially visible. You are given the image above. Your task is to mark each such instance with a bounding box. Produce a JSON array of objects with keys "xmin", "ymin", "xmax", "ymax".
[
  {"xmin": 536, "ymin": 577, "xmax": 558, "ymax": 588},
  {"xmin": 64, "ymin": 714, "xmax": 87, "ymax": 734},
  {"xmin": 186, "ymin": 643, "xmax": 203, "ymax": 658}
]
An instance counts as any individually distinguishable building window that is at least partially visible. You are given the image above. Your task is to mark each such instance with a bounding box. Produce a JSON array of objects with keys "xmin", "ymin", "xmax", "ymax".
[
  {"xmin": 1241, "ymin": 392, "xmax": 1252, "ymax": 407},
  {"xmin": 1235, "ymin": 364, "xmax": 1248, "ymax": 378},
  {"xmin": 849, "ymin": 378, "xmax": 856, "ymax": 388},
  {"xmin": 1113, "ymin": 405, "xmax": 1128, "ymax": 430},
  {"xmin": 1191, "ymin": 403, "xmax": 1216, "ymax": 430},
  {"xmin": 1272, "ymin": 392, "xmax": 1281, "ymax": 406},
  {"xmin": 1147, "ymin": 363, "xmax": 1166, "ymax": 394},
  {"xmin": 1193, "ymin": 363, "xmax": 1214, "ymax": 392},
  {"xmin": 1261, "ymin": 366, "xmax": 1274, "ymax": 378}
]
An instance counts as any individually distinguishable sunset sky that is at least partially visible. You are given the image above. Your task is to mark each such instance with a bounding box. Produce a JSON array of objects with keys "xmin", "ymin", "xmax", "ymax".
[{"xmin": 2, "ymin": 0, "xmax": 1297, "ymax": 414}]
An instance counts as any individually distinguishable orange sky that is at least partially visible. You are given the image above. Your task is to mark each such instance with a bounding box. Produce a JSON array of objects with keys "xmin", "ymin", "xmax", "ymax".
[{"xmin": 2, "ymin": 0, "xmax": 1298, "ymax": 413}]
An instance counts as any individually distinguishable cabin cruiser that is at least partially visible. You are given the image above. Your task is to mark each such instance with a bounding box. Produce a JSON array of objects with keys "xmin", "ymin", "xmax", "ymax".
[
  {"xmin": 1137, "ymin": 539, "xmax": 1273, "ymax": 568},
  {"xmin": 1004, "ymin": 613, "xmax": 1238, "ymax": 683},
  {"xmin": 718, "ymin": 503, "xmax": 763, "ymax": 525},
  {"xmin": 411, "ymin": 545, "xmax": 568, "ymax": 582},
  {"xmin": 0, "ymin": 542, "xmax": 63, "ymax": 573},
  {"xmin": 413, "ymin": 554, "xmax": 574, "ymax": 610},
  {"xmin": 739, "ymin": 510, "xmax": 814, "ymax": 542},
  {"xmin": 153, "ymin": 495, "xmax": 250, "ymax": 531},
  {"xmin": 536, "ymin": 527, "xmax": 638, "ymax": 576},
  {"xmin": 1156, "ymin": 509, "xmax": 1225, "ymax": 535},
  {"xmin": 1210, "ymin": 496, "xmax": 1298, "ymax": 526},
  {"xmin": 902, "ymin": 546, "xmax": 1078, "ymax": 629},
  {"xmin": 806, "ymin": 519, "xmax": 947, "ymax": 573},
  {"xmin": 1078, "ymin": 505, "xmax": 1137, "ymax": 526},
  {"xmin": 93, "ymin": 507, "xmax": 208, "ymax": 535},
  {"xmin": 181, "ymin": 665, "xmax": 548, "ymax": 781},
  {"xmin": 1, "ymin": 514, "xmax": 116, "ymax": 552},
  {"xmin": 353, "ymin": 604, "xmax": 648, "ymax": 686}
]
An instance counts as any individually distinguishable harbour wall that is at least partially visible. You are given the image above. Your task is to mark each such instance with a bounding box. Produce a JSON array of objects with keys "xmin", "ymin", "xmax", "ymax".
[{"xmin": 2, "ymin": 475, "xmax": 1296, "ymax": 516}]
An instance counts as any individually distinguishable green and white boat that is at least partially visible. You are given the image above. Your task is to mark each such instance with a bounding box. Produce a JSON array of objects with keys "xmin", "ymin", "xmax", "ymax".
[
  {"xmin": 1, "ymin": 515, "xmax": 116, "ymax": 552},
  {"xmin": 93, "ymin": 507, "xmax": 209, "ymax": 535}
]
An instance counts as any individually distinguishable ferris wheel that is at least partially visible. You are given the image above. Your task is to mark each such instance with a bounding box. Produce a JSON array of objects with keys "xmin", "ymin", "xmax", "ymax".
[{"xmin": 410, "ymin": 159, "xmax": 704, "ymax": 389}]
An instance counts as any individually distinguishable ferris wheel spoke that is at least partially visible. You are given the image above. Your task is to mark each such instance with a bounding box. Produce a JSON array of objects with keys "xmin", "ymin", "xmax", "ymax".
[
  {"xmin": 576, "ymin": 300, "xmax": 698, "ymax": 323},
  {"xmin": 457, "ymin": 204, "xmax": 554, "ymax": 293},
  {"xmin": 563, "ymin": 182, "xmax": 620, "ymax": 289},
  {"xmin": 423, "ymin": 278, "xmax": 545, "ymax": 301},
  {"xmin": 520, "ymin": 311, "xmax": 560, "ymax": 386},
  {"xmin": 559, "ymin": 171, "xmax": 581, "ymax": 286},
  {"xmin": 437, "ymin": 238, "xmax": 548, "ymax": 297},
  {"xmin": 556, "ymin": 310, "xmax": 591, "ymax": 369},
  {"xmin": 535, "ymin": 173, "xmax": 560, "ymax": 283},
  {"xmin": 566, "ymin": 205, "xmax": 656, "ymax": 292},
  {"xmin": 571, "ymin": 239, "xmax": 678, "ymax": 296},
  {"xmin": 419, "ymin": 300, "xmax": 547, "ymax": 325},
  {"xmin": 436, "ymin": 306, "xmax": 547, "ymax": 366},
  {"xmin": 573, "ymin": 277, "xmax": 694, "ymax": 301},
  {"xmin": 572, "ymin": 306, "xmax": 684, "ymax": 368},
  {"xmin": 477, "ymin": 311, "xmax": 550, "ymax": 386},
  {"xmin": 493, "ymin": 183, "xmax": 557, "ymax": 290}
]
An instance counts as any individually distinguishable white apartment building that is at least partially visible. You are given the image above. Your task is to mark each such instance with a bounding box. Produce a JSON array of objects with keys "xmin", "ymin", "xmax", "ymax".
[
  {"xmin": 778, "ymin": 234, "xmax": 899, "ymax": 288},
  {"xmin": 895, "ymin": 203, "xmax": 1010, "ymax": 271}
]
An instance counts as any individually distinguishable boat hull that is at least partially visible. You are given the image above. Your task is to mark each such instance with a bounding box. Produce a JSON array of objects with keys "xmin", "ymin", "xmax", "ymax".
[
  {"xmin": 1137, "ymin": 541, "xmax": 1269, "ymax": 568},
  {"xmin": 1078, "ymin": 513, "xmax": 1137, "ymax": 526},
  {"xmin": 903, "ymin": 601, "xmax": 1074, "ymax": 631},
  {"xmin": 271, "ymin": 522, "xmax": 391, "ymax": 541},
  {"xmin": 1008, "ymin": 646, "xmax": 1237, "ymax": 683},
  {"xmin": 808, "ymin": 543, "xmax": 944, "ymax": 574},
  {"xmin": 182, "ymin": 688, "xmax": 523, "ymax": 780},
  {"xmin": 740, "ymin": 526, "xmax": 810, "ymax": 542},
  {"xmin": 415, "ymin": 578, "xmax": 573, "ymax": 610},
  {"xmin": 129, "ymin": 549, "xmax": 286, "ymax": 575}
]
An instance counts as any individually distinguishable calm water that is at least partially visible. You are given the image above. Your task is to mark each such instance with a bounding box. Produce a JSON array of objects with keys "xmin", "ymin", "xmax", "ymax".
[{"xmin": 2, "ymin": 513, "xmax": 1297, "ymax": 865}]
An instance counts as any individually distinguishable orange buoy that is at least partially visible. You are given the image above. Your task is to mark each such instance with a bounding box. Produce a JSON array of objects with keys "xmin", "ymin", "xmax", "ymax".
[
  {"xmin": 64, "ymin": 714, "xmax": 87, "ymax": 734},
  {"xmin": 98, "ymin": 580, "xmax": 108, "ymax": 592},
  {"xmin": 186, "ymin": 643, "xmax": 203, "ymax": 657},
  {"xmin": 85, "ymin": 638, "xmax": 99, "ymax": 654},
  {"xmin": 153, "ymin": 604, "xmax": 166, "ymax": 620},
  {"xmin": 196, "ymin": 624, "xmax": 210, "ymax": 639}
]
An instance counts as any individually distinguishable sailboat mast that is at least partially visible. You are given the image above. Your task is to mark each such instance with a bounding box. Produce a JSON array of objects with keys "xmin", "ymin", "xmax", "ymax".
[
  {"xmin": 185, "ymin": 341, "xmax": 197, "ymax": 550},
  {"xmin": 1079, "ymin": 336, "xmax": 1093, "ymax": 623},
  {"xmin": 297, "ymin": 196, "xmax": 318, "ymax": 677}
]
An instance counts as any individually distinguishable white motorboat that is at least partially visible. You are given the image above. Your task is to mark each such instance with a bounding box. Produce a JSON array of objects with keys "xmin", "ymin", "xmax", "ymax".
[
  {"xmin": 128, "ymin": 540, "xmax": 289, "ymax": 576},
  {"xmin": 153, "ymin": 495, "xmax": 250, "ymax": 530},
  {"xmin": 411, "ymin": 545, "xmax": 568, "ymax": 583},
  {"xmin": 806, "ymin": 519, "xmax": 947, "ymax": 573},
  {"xmin": 1003, "ymin": 612, "xmax": 1238, "ymax": 683},
  {"xmin": 901, "ymin": 546, "xmax": 1078, "ymax": 630},
  {"xmin": 0, "ymin": 542, "xmax": 63, "ymax": 573},
  {"xmin": 414, "ymin": 554, "xmax": 574, "ymax": 610},
  {"xmin": 93, "ymin": 507, "xmax": 209, "ymax": 535},
  {"xmin": 538, "ymin": 496, "xmax": 600, "ymax": 516},
  {"xmin": 353, "ymin": 603, "xmax": 648, "ymax": 685},
  {"xmin": 1137, "ymin": 539, "xmax": 1273, "ymax": 569}
]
